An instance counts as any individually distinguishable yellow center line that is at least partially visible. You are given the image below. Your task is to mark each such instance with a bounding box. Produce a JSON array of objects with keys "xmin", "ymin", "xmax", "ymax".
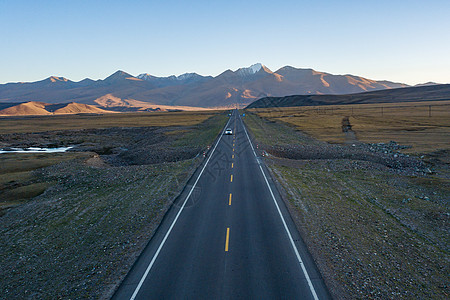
[
  {"xmin": 233, "ymin": 148, "xmax": 235, "ymax": 152},
  {"xmin": 232, "ymin": 154, "xmax": 234, "ymax": 159},
  {"xmin": 230, "ymin": 175, "xmax": 233, "ymax": 182},
  {"xmin": 231, "ymin": 162, "xmax": 234, "ymax": 168},
  {"xmin": 229, "ymin": 193, "xmax": 232, "ymax": 205},
  {"xmin": 225, "ymin": 228, "xmax": 230, "ymax": 252}
]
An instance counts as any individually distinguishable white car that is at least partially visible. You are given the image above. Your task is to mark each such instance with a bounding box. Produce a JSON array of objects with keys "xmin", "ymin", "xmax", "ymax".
[{"xmin": 224, "ymin": 128, "xmax": 233, "ymax": 135}]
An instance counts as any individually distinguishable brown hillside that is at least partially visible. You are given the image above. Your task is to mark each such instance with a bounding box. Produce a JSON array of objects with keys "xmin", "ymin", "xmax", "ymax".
[
  {"xmin": 0, "ymin": 101, "xmax": 51, "ymax": 116},
  {"xmin": 53, "ymin": 102, "xmax": 113, "ymax": 114},
  {"xmin": 0, "ymin": 101, "xmax": 117, "ymax": 116},
  {"xmin": 94, "ymin": 94, "xmax": 211, "ymax": 111}
]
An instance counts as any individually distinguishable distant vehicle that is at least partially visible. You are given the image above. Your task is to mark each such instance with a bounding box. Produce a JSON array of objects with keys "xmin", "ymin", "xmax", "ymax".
[{"xmin": 224, "ymin": 128, "xmax": 233, "ymax": 135}]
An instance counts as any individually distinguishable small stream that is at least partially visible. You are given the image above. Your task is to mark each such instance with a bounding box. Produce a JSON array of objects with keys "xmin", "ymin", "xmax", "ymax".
[{"xmin": 0, "ymin": 146, "xmax": 73, "ymax": 154}]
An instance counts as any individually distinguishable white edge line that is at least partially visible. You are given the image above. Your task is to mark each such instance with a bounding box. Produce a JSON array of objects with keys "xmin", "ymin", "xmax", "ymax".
[
  {"xmin": 240, "ymin": 114, "xmax": 320, "ymax": 300},
  {"xmin": 129, "ymin": 113, "xmax": 233, "ymax": 300}
]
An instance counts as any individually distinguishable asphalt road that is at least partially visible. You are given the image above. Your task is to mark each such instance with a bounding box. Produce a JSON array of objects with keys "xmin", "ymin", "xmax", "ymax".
[{"xmin": 113, "ymin": 110, "xmax": 330, "ymax": 299}]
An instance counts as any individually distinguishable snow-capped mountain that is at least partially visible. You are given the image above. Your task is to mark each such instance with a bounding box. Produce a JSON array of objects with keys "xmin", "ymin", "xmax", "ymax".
[
  {"xmin": 136, "ymin": 73, "xmax": 155, "ymax": 81},
  {"xmin": 137, "ymin": 72, "xmax": 209, "ymax": 81},
  {"xmin": 176, "ymin": 72, "xmax": 207, "ymax": 81},
  {"xmin": 235, "ymin": 63, "xmax": 264, "ymax": 76},
  {"xmin": 137, "ymin": 72, "xmax": 212, "ymax": 88}
]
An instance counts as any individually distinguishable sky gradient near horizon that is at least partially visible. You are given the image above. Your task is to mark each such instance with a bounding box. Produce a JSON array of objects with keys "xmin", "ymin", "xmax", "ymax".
[{"xmin": 1, "ymin": 0, "xmax": 449, "ymax": 85}]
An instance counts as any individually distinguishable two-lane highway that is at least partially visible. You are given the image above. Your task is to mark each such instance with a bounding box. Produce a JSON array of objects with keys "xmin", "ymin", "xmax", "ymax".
[{"xmin": 113, "ymin": 110, "xmax": 330, "ymax": 299}]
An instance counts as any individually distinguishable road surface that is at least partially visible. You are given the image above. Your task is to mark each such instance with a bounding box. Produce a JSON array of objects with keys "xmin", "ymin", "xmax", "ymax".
[{"xmin": 113, "ymin": 110, "xmax": 330, "ymax": 299}]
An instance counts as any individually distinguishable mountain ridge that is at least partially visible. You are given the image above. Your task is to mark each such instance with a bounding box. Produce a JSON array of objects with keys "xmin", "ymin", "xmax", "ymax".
[
  {"xmin": 246, "ymin": 84, "xmax": 450, "ymax": 109},
  {"xmin": 0, "ymin": 64, "xmax": 412, "ymax": 109}
]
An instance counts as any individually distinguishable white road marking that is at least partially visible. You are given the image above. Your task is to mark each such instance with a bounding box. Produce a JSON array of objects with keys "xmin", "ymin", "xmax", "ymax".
[
  {"xmin": 241, "ymin": 114, "xmax": 320, "ymax": 300},
  {"xmin": 129, "ymin": 114, "xmax": 233, "ymax": 300}
]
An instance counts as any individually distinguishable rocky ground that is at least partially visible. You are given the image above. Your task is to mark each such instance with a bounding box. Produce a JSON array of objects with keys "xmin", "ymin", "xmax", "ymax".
[
  {"xmin": 0, "ymin": 114, "xmax": 227, "ymax": 299},
  {"xmin": 244, "ymin": 112, "xmax": 449, "ymax": 299},
  {"xmin": 266, "ymin": 141, "xmax": 431, "ymax": 177}
]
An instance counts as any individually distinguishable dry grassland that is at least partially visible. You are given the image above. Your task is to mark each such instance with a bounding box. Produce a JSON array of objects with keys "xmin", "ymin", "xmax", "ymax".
[
  {"xmin": 0, "ymin": 110, "xmax": 220, "ymax": 134},
  {"xmin": 250, "ymin": 100, "xmax": 450, "ymax": 153}
]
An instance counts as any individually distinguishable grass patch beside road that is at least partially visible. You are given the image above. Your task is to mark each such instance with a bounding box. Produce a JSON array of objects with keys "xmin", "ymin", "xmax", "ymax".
[
  {"xmin": 271, "ymin": 162, "xmax": 448, "ymax": 298},
  {"xmin": 0, "ymin": 152, "xmax": 92, "ymax": 213},
  {"xmin": 171, "ymin": 113, "xmax": 227, "ymax": 148},
  {"xmin": 243, "ymin": 111, "xmax": 449, "ymax": 299}
]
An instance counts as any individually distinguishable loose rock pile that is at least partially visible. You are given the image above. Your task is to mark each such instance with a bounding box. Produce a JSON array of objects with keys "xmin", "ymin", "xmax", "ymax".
[{"xmin": 266, "ymin": 141, "xmax": 428, "ymax": 176}]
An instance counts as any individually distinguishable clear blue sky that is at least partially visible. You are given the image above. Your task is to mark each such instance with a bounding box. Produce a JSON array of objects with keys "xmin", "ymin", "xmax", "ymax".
[{"xmin": 1, "ymin": 0, "xmax": 449, "ymax": 85}]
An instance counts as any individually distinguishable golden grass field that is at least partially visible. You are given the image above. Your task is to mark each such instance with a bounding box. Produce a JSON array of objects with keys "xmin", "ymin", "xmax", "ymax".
[
  {"xmin": 249, "ymin": 100, "xmax": 450, "ymax": 153},
  {"xmin": 0, "ymin": 110, "xmax": 220, "ymax": 134}
]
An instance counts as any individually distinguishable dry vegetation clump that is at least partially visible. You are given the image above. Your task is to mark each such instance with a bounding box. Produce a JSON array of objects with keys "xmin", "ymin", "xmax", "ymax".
[
  {"xmin": 244, "ymin": 111, "xmax": 449, "ymax": 299},
  {"xmin": 0, "ymin": 112, "xmax": 228, "ymax": 299}
]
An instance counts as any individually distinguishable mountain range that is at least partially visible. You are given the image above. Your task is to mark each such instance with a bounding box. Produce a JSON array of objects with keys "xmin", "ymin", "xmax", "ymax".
[{"xmin": 0, "ymin": 64, "xmax": 413, "ymax": 110}]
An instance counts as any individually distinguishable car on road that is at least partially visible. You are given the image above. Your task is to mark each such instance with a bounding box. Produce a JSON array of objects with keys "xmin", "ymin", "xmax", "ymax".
[{"xmin": 224, "ymin": 128, "xmax": 233, "ymax": 135}]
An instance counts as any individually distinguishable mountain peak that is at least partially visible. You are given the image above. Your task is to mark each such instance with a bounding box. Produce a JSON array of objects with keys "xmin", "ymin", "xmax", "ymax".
[
  {"xmin": 248, "ymin": 63, "xmax": 263, "ymax": 73},
  {"xmin": 235, "ymin": 63, "xmax": 268, "ymax": 76},
  {"xmin": 115, "ymin": 70, "xmax": 132, "ymax": 76},
  {"xmin": 104, "ymin": 70, "xmax": 135, "ymax": 81},
  {"xmin": 176, "ymin": 72, "xmax": 201, "ymax": 80},
  {"xmin": 47, "ymin": 76, "xmax": 69, "ymax": 83},
  {"xmin": 137, "ymin": 73, "xmax": 155, "ymax": 80}
]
